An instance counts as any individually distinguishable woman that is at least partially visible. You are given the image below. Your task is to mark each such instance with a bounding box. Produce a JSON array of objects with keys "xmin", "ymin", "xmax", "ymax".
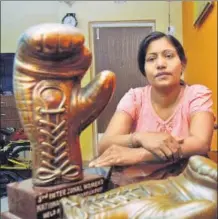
[{"xmin": 89, "ymin": 31, "xmax": 215, "ymax": 187}]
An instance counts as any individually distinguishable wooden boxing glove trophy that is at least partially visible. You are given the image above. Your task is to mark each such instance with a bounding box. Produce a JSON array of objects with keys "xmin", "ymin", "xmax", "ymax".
[{"xmin": 1, "ymin": 23, "xmax": 115, "ymax": 219}]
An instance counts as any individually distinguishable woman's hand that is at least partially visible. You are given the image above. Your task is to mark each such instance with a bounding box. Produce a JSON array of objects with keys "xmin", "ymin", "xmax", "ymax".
[
  {"xmin": 134, "ymin": 132, "xmax": 183, "ymax": 162},
  {"xmin": 89, "ymin": 145, "xmax": 145, "ymax": 167}
]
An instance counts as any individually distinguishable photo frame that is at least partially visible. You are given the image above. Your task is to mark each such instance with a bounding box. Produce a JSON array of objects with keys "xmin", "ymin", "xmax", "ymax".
[{"xmin": 193, "ymin": 1, "xmax": 214, "ymax": 27}]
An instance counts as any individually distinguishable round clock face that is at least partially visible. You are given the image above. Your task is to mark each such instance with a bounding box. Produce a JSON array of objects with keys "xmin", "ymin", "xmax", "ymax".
[{"xmin": 62, "ymin": 14, "xmax": 78, "ymax": 27}]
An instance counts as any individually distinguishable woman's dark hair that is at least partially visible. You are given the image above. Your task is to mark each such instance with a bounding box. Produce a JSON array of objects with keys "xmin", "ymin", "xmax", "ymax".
[{"xmin": 137, "ymin": 31, "xmax": 187, "ymax": 77}]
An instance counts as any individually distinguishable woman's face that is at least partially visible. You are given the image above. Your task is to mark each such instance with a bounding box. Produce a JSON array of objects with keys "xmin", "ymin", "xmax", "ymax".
[{"xmin": 144, "ymin": 37, "xmax": 184, "ymax": 88}]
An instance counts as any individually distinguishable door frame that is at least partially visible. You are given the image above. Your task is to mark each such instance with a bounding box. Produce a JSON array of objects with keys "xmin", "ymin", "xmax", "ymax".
[{"xmin": 88, "ymin": 20, "xmax": 155, "ymax": 157}]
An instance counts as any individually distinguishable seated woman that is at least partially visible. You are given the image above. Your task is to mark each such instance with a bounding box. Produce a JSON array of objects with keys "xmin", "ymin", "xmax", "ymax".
[{"xmin": 89, "ymin": 31, "xmax": 215, "ymax": 188}]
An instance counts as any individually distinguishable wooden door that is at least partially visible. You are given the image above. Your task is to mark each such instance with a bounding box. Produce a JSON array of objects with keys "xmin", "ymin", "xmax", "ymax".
[{"xmin": 92, "ymin": 24, "xmax": 153, "ymax": 148}]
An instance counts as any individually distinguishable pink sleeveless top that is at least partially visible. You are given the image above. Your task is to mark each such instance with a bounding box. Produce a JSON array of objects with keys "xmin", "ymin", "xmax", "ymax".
[{"xmin": 116, "ymin": 84, "xmax": 215, "ymax": 139}]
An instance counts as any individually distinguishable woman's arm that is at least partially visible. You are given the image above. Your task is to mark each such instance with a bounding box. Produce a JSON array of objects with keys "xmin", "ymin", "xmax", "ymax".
[
  {"xmin": 91, "ymin": 111, "xmax": 177, "ymax": 167},
  {"xmin": 98, "ymin": 111, "xmax": 177, "ymax": 162},
  {"xmin": 133, "ymin": 112, "xmax": 214, "ymax": 162},
  {"xmin": 91, "ymin": 111, "xmax": 166, "ymax": 167},
  {"xmin": 178, "ymin": 111, "xmax": 214, "ymax": 157},
  {"xmin": 97, "ymin": 111, "xmax": 134, "ymax": 155},
  {"xmin": 90, "ymin": 144, "xmax": 170, "ymax": 168}
]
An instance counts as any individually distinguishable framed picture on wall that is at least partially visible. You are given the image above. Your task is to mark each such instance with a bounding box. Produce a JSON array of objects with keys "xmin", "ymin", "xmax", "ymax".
[{"xmin": 193, "ymin": 1, "xmax": 214, "ymax": 27}]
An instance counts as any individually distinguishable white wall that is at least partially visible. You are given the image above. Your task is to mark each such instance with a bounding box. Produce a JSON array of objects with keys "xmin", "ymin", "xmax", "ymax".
[{"xmin": 1, "ymin": 1, "xmax": 182, "ymax": 52}]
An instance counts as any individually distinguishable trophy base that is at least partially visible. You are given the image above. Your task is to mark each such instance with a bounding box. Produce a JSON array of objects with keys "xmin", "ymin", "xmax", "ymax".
[{"xmin": 1, "ymin": 174, "xmax": 105, "ymax": 219}]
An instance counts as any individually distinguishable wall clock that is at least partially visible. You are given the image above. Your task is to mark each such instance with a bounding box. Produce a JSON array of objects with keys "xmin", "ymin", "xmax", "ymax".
[{"xmin": 62, "ymin": 13, "xmax": 78, "ymax": 27}]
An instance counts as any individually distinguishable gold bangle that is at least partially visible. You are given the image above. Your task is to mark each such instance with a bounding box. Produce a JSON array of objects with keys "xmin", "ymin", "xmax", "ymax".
[
  {"xmin": 178, "ymin": 146, "xmax": 183, "ymax": 159},
  {"xmin": 128, "ymin": 133, "xmax": 138, "ymax": 148},
  {"xmin": 128, "ymin": 133, "xmax": 133, "ymax": 148}
]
